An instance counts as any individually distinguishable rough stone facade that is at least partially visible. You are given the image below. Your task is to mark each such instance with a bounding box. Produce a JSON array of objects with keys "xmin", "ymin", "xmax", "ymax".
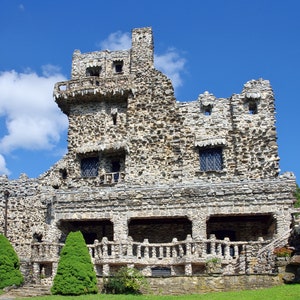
[{"xmin": 0, "ymin": 27, "xmax": 297, "ymax": 292}]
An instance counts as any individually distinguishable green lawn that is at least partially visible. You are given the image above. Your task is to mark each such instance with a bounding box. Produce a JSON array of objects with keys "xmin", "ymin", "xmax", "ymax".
[{"xmin": 19, "ymin": 284, "xmax": 300, "ymax": 300}]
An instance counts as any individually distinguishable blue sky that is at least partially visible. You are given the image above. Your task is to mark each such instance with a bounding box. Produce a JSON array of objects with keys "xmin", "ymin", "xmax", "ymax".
[{"xmin": 0, "ymin": 0, "xmax": 299, "ymax": 183}]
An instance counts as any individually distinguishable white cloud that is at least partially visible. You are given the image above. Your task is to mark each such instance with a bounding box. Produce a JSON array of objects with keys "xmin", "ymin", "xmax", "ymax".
[
  {"xmin": 99, "ymin": 31, "xmax": 186, "ymax": 90},
  {"xmin": 0, "ymin": 154, "xmax": 10, "ymax": 176},
  {"xmin": 154, "ymin": 49, "xmax": 186, "ymax": 89},
  {"xmin": 98, "ymin": 31, "xmax": 131, "ymax": 51},
  {"xmin": 0, "ymin": 68, "xmax": 68, "ymax": 174}
]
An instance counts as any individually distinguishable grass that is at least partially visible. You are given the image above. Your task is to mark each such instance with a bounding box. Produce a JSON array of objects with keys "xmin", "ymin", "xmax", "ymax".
[{"xmin": 17, "ymin": 284, "xmax": 300, "ymax": 300}]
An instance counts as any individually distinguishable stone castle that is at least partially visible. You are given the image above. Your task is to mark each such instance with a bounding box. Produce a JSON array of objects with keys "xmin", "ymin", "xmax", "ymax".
[{"xmin": 0, "ymin": 27, "xmax": 298, "ymax": 292}]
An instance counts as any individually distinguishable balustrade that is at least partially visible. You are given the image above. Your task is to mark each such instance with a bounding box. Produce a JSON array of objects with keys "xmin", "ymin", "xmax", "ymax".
[
  {"xmin": 30, "ymin": 235, "xmax": 272, "ymax": 275},
  {"xmin": 54, "ymin": 75, "xmax": 130, "ymax": 97}
]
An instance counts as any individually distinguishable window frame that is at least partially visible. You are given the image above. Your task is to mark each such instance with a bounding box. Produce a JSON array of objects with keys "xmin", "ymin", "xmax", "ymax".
[
  {"xmin": 199, "ymin": 147, "xmax": 223, "ymax": 172},
  {"xmin": 81, "ymin": 156, "xmax": 99, "ymax": 178}
]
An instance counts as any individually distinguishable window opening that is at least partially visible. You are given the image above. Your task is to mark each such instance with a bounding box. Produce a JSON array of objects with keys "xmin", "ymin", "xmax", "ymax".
[
  {"xmin": 248, "ymin": 101, "xmax": 258, "ymax": 114},
  {"xmin": 111, "ymin": 160, "xmax": 121, "ymax": 182},
  {"xmin": 151, "ymin": 267, "xmax": 171, "ymax": 277},
  {"xmin": 114, "ymin": 61, "xmax": 123, "ymax": 73},
  {"xmin": 112, "ymin": 113, "xmax": 117, "ymax": 125},
  {"xmin": 86, "ymin": 66, "xmax": 101, "ymax": 77},
  {"xmin": 81, "ymin": 157, "xmax": 99, "ymax": 177},
  {"xmin": 202, "ymin": 105, "xmax": 212, "ymax": 116},
  {"xmin": 199, "ymin": 148, "xmax": 223, "ymax": 171}
]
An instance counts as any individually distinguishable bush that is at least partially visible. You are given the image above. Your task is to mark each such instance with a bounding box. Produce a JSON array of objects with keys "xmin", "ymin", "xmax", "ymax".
[
  {"xmin": 103, "ymin": 266, "xmax": 148, "ymax": 294},
  {"xmin": 274, "ymin": 247, "xmax": 293, "ymax": 257},
  {"xmin": 51, "ymin": 231, "xmax": 98, "ymax": 295},
  {"xmin": 0, "ymin": 234, "xmax": 24, "ymax": 289}
]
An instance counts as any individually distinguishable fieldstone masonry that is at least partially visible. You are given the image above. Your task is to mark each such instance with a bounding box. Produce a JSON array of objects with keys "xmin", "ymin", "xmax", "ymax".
[{"xmin": 0, "ymin": 27, "xmax": 298, "ymax": 293}]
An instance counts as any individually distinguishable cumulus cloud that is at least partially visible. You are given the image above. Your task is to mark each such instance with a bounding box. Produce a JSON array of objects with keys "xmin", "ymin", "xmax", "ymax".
[
  {"xmin": 154, "ymin": 50, "xmax": 186, "ymax": 89},
  {"xmin": 98, "ymin": 31, "xmax": 131, "ymax": 51},
  {"xmin": 0, "ymin": 67, "xmax": 68, "ymax": 174},
  {"xmin": 99, "ymin": 31, "xmax": 186, "ymax": 89},
  {"xmin": 0, "ymin": 154, "xmax": 10, "ymax": 176}
]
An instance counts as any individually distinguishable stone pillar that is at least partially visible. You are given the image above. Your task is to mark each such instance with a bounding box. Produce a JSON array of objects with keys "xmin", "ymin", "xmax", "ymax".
[
  {"xmin": 103, "ymin": 264, "xmax": 110, "ymax": 276},
  {"xmin": 112, "ymin": 213, "xmax": 128, "ymax": 242},
  {"xmin": 33, "ymin": 262, "xmax": 40, "ymax": 284},
  {"xmin": 185, "ymin": 262, "xmax": 192, "ymax": 276},
  {"xmin": 191, "ymin": 214, "xmax": 207, "ymax": 239}
]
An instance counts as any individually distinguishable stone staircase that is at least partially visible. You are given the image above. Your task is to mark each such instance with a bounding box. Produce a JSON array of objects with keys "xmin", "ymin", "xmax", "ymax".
[{"xmin": 0, "ymin": 285, "xmax": 51, "ymax": 299}]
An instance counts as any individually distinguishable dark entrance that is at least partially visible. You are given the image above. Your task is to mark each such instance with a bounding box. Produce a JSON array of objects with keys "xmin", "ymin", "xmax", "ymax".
[
  {"xmin": 58, "ymin": 220, "xmax": 113, "ymax": 244},
  {"xmin": 128, "ymin": 217, "xmax": 192, "ymax": 243},
  {"xmin": 207, "ymin": 214, "xmax": 276, "ymax": 241}
]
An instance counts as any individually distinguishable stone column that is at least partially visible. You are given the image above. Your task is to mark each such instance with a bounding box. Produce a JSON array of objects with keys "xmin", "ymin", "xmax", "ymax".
[
  {"xmin": 190, "ymin": 214, "xmax": 207, "ymax": 239},
  {"xmin": 112, "ymin": 213, "xmax": 128, "ymax": 242}
]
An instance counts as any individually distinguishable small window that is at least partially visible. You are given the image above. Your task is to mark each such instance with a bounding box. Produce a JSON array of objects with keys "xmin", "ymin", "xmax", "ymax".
[
  {"xmin": 202, "ymin": 105, "xmax": 212, "ymax": 116},
  {"xmin": 81, "ymin": 157, "xmax": 99, "ymax": 177},
  {"xmin": 86, "ymin": 66, "xmax": 101, "ymax": 77},
  {"xmin": 151, "ymin": 267, "xmax": 171, "ymax": 277},
  {"xmin": 248, "ymin": 101, "xmax": 258, "ymax": 114},
  {"xmin": 199, "ymin": 148, "xmax": 223, "ymax": 171},
  {"xmin": 112, "ymin": 113, "xmax": 117, "ymax": 125},
  {"xmin": 114, "ymin": 61, "xmax": 123, "ymax": 73}
]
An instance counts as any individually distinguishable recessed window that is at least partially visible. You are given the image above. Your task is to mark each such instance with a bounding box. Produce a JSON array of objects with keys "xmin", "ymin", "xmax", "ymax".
[
  {"xmin": 81, "ymin": 157, "xmax": 99, "ymax": 177},
  {"xmin": 199, "ymin": 148, "xmax": 223, "ymax": 171},
  {"xmin": 201, "ymin": 105, "xmax": 212, "ymax": 116},
  {"xmin": 112, "ymin": 113, "xmax": 117, "ymax": 125},
  {"xmin": 86, "ymin": 66, "xmax": 101, "ymax": 77},
  {"xmin": 114, "ymin": 61, "xmax": 123, "ymax": 73},
  {"xmin": 248, "ymin": 101, "xmax": 258, "ymax": 114}
]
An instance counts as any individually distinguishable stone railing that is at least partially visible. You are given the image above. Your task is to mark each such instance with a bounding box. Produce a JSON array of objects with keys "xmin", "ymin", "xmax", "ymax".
[
  {"xmin": 31, "ymin": 242, "xmax": 64, "ymax": 261},
  {"xmin": 31, "ymin": 235, "xmax": 274, "ymax": 276},
  {"xmin": 88, "ymin": 235, "xmax": 268, "ymax": 264},
  {"xmin": 53, "ymin": 75, "xmax": 131, "ymax": 99},
  {"xmin": 99, "ymin": 172, "xmax": 125, "ymax": 185}
]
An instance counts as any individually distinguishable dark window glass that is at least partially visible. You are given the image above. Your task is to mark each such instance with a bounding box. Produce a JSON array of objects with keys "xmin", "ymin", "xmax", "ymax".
[
  {"xmin": 199, "ymin": 148, "xmax": 223, "ymax": 171},
  {"xmin": 81, "ymin": 157, "xmax": 99, "ymax": 177}
]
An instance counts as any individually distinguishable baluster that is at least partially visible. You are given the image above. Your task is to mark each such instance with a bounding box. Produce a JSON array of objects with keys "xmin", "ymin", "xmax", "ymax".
[
  {"xmin": 137, "ymin": 245, "xmax": 141, "ymax": 258},
  {"xmin": 172, "ymin": 238, "xmax": 178, "ymax": 257},
  {"xmin": 102, "ymin": 237, "xmax": 108, "ymax": 258},
  {"xmin": 159, "ymin": 246, "xmax": 163, "ymax": 258},
  {"xmin": 143, "ymin": 239, "xmax": 149, "ymax": 258},
  {"xmin": 179, "ymin": 244, "xmax": 184, "ymax": 257},
  {"xmin": 166, "ymin": 246, "xmax": 170, "ymax": 258},
  {"xmin": 210, "ymin": 234, "xmax": 216, "ymax": 255},
  {"xmin": 186, "ymin": 234, "xmax": 192, "ymax": 257},
  {"xmin": 234, "ymin": 245, "xmax": 239, "ymax": 259},
  {"xmin": 224, "ymin": 237, "xmax": 231, "ymax": 259}
]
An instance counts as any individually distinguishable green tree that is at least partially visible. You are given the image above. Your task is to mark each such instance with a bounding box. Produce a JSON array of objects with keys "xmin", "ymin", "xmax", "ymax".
[
  {"xmin": 0, "ymin": 234, "xmax": 24, "ymax": 289},
  {"xmin": 294, "ymin": 184, "xmax": 300, "ymax": 208},
  {"xmin": 51, "ymin": 231, "xmax": 98, "ymax": 295}
]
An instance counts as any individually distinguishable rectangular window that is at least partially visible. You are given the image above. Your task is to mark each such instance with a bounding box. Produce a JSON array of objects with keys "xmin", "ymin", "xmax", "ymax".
[
  {"xmin": 199, "ymin": 148, "xmax": 223, "ymax": 171},
  {"xmin": 81, "ymin": 157, "xmax": 99, "ymax": 177}
]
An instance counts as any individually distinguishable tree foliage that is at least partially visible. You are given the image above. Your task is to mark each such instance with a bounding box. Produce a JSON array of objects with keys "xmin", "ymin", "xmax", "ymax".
[
  {"xmin": 51, "ymin": 231, "xmax": 98, "ymax": 295},
  {"xmin": 0, "ymin": 234, "xmax": 24, "ymax": 289},
  {"xmin": 103, "ymin": 266, "xmax": 148, "ymax": 294},
  {"xmin": 294, "ymin": 184, "xmax": 300, "ymax": 208}
]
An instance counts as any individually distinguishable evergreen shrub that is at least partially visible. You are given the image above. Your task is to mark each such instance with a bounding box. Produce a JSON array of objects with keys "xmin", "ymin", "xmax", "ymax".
[
  {"xmin": 0, "ymin": 234, "xmax": 24, "ymax": 289},
  {"xmin": 51, "ymin": 231, "xmax": 98, "ymax": 295}
]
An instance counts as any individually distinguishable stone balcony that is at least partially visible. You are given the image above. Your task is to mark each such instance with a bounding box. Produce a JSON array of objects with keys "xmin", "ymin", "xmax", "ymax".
[
  {"xmin": 31, "ymin": 235, "xmax": 275, "ymax": 278},
  {"xmin": 53, "ymin": 75, "xmax": 132, "ymax": 113}
]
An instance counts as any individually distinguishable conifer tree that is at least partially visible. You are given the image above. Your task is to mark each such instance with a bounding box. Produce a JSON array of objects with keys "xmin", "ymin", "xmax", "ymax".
[
  {"xmin": 51, "ymin": 231, "xmax": 98, "ymax": 295},
  {"xmin": 0, "ymin": 234, "xmax": 24, "ymax": 289}
]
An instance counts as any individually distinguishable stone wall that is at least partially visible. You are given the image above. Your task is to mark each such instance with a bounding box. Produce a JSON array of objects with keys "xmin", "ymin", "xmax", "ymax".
[{"xmin": 144, "ymin": 275, "xmax": 282, "ymax": 295}]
